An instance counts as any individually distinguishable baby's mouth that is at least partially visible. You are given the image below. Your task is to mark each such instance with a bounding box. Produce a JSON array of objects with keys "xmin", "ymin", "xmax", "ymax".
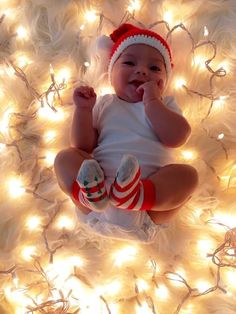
[{"xmin": 129, "ymin": 80, "xmax": 145, "ymax": 88}]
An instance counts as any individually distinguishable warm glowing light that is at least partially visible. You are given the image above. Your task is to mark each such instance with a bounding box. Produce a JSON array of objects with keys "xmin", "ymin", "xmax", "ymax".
[
  {"xmin": 8, "ymin": 177, "xmax": 25, "ymax": 198},
  {"xmin": 68, "ymin": 255, "xmax": 84, "ymax": 268},
  {"xmin": 95, "ymin": 280, "xmax": 122, "ymax": 296},
  {"xmin": 217, "ymin": 133, "xmax": 224, "ymax": 140},
  {"xmin": 4, "ymin": 286, "xmax": 33, "ymax": 307},
  {"xmin": 136, "ymin": 278, "xmax": 149, "ymax": 292},
  {"xmin": 181, "ymin": 150, "xmax": 197, "ymax": 161},
  {"xmin": 197, "ymin": 239, "xmax": 215, "ymax": 257},
  {"xmin": 136, "ymin": 302, "xmax": 153, "ymax": 314},
  {"xmin": 214, "ymin": 95, "xmax": 229, "ymax": 111},
  {"xmin": 195, "ymin": 280, "xmax": 212, "ymax": 293},
  {"xmin": 226, "ymin": 270, "xmax": 236, "ymax": 287},
  {"xmin": 0, "ymin": 107, "xmax": 13, "ymax": 135},
  {"xmin": 181, "ymin": 303, "xmax": 194, "ymax": 313},
  {"xmin": 163, "ymin": 11, "xmax": 173, "ymax": 24},
  {"xmin": 56, "ymin": 215, "xmax": 75, "ymax": 230},
  {"xmin": 21, "ymin": 246, "xmax": 37, "ymax": 261},
  {"xmin": 5, "ymin": 65, "xmax": 15, "ymax": 77},
  {"xmin": 213, "ymin": 212, "xmax": 236, "ymax": 229},
  {"xmin": 80, "ymin": 24, "xmax": 85, "ymax": 30},
  {"xmin": 84, "ymin": 10, "xmax": 97, "ymax": 22},
  {"xmin": 84, "ymin": 61, "xmax": 90, "ymax": 67},
  {"xmin": 175, "ymin": 78, "xmax": 186, "ymax": 89},
  {"xmin": 192, "ymin": 55, "xmax": 205, "ymax": 70},
  {"xmin": 128, "ymin": 0, "xmax": 141, "ymax": 13},
  {"xmin": 99, "ymin": 86, "xmax": 114, "ymax": 96},
  {"xmin": 16, "ymin": 25, "xmax": 28, "ymax": 39},
  {"xmin": 204, "ymin": 26, "xmax": 209, "ymax": 37},
  {"xmin": 57, "ymin": 68, "xmax": 71, "ymax": 83},
  {"xmin": 38, "ymin": 105, "xmax": 65, "ymax": 121},
  {"xmin": 218, "ymin": 61, "xmax": 230, "ymax": 74},
  {"xmin": 45, "ymin": 151, "xmax": 56, "ymax": 166},
  {"xmin": 44, "ymin": 130, "xmax": 57, "ymax": 143},
  {"xmin": 0, "ymin": 66, "xmax": 4, "ymax": 78},
  {"xmin": 155, "ymin": 284, "xmax": 169, "ymax": 299},
  {"xmin": 17, "ymin": 55, "xmax": 31, "ymax": 68},
  {"xmin": 26, "ymin": 216, "xmax": 41, "ymax": 230},
  {"xmin": 0, "ymin": 143, "xmax": 6, "ymax": 151},
  {"xmin": 113, "ymin": 246, "xmax": 138, "ymax": 267}
]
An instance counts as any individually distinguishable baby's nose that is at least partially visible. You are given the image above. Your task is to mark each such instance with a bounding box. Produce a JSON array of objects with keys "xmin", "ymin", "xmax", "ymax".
[{"xmin": 135, "ymin": 67, "xmax": 148, "ymax": 75}]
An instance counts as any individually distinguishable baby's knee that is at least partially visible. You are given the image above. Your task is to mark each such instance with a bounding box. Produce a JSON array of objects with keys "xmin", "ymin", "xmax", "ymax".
[
  {"xmin": 54, "ymin": 148, "xmax": 74, "ymax": 167},
  {"xmin": 179, "ymin": 164, "xmax": 199, "ymax": 193}
]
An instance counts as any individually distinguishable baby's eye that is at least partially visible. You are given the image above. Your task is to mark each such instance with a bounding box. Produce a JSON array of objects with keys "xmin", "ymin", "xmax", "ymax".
[
  {"xmin": 123, "ymin": 61, "xmax": 135, "ymax": 66},
  {"xmin": 150, "ymin": 65, "xmax": 161, "ymax": 72}
]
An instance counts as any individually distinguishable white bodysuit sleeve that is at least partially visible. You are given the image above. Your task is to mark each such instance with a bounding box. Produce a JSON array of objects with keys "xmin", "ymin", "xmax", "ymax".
[{"xmin": 164, "ymin": 96, "xmax": 183, "ymax": 116}]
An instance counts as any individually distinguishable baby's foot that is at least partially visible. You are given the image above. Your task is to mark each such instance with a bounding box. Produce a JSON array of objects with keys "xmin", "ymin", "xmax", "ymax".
[
  {"xmin": 76, "ymin": 159, "xmax": 108, "ymax": 212},
  {"xmin": 109, "ymin": 154, "xmax": 142, "ymax": 209},
  {"xmin": 109, "ymin": 154, "xmax": 156, "ymax": 211}
]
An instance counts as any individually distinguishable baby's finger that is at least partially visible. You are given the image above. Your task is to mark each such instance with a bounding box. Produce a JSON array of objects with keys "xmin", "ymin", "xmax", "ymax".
[{"xmin": 136, "ymin": 83, "xmax": 146, "ymax": 95}]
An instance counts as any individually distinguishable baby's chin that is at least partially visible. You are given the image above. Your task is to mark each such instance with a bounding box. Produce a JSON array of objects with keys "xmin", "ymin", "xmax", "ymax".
[{"xmin": 117, "ymin": 91, "xmax": 143, "ymax": 103}]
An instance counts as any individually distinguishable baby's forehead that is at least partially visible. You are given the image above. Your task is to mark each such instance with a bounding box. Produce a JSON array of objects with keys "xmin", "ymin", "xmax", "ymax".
[{"xmin": 120, "ymin": 44, "xmax": 164, "ymax": 62}]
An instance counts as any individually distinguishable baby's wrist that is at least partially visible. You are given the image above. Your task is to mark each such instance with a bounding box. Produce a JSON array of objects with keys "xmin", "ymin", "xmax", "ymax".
[
  {"xmin": 75, "ymin": 104, "xmax": 94, "ymax": 113},
  {"xmin": 145, "ymin": 97, "xmax": 163, "ymax": 107}
]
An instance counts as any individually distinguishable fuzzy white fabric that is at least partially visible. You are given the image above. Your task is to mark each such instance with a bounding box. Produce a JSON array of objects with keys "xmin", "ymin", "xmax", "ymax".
[{"xmin": 0, "ymin": 0, "xmax": 236, "ymax": 313}]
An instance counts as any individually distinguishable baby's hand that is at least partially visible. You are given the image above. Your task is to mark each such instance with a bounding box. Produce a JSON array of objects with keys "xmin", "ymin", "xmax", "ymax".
[
  {"xmin": 73, "ymin": 86, "xmax": 97, "ymax": 110},
  {"xmin": 136, "ymin": 80, "xmax": 164, "ymax": 105}
]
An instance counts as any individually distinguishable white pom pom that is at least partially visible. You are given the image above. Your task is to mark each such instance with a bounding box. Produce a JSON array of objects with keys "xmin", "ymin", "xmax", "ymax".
[{"xmin": 96, "ymin": 35, "xmax": 113, "ymax": 54}]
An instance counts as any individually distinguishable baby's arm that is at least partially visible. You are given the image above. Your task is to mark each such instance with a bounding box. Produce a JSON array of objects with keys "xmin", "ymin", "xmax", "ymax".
[
  {"xmin": 70, "ymin": 86, "xmax": 98, "ymax": 153},
  {"xmin": 137, "ymin": 81, "xmax": 191, "ymax": 148}
]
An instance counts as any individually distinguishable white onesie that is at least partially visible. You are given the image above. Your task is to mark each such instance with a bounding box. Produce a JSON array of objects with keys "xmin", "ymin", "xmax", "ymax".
[{"xmin": 76, "ymin": 94, "xmax": 182, "ymax": 243}]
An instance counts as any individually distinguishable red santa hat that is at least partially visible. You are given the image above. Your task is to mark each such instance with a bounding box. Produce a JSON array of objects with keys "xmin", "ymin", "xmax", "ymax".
[{"xmin": 103, "ymin": 23, "xmax": 173, "ymax": 82}]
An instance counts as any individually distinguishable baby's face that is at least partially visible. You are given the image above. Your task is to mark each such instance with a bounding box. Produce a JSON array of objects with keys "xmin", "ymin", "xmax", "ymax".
[{"xmin": 111, "ymin": 44, "xmax": 167, "ymax": 103}]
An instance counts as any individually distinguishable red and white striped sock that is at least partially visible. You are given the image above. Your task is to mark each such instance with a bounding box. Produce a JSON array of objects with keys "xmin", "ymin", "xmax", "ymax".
[
  {"xmin": 72, "ymin": 159, "xmax": 108, "ymax": 212},
  {"xmin": 109, "ymin": 155, "xmax": 156, "ymax": 211}
]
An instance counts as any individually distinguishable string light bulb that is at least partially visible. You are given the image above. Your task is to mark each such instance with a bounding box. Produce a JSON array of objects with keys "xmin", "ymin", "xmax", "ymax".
[
  {"xmin": 128, "ymin": 0, "xmax": 141, "ymax": 13},
  {"xmin": 7, "ymin": 177, "xmax": 25, "ymax": 198},
  {"xmin": 204, "ymin": 26, "xmax": 209, "ymax": 37},
  {"xmin": 57, "ymin": 67, "xmax": 71, "ymax": 83},
  {"xmin": 113, "ymin": 245, "xmax": 138, "ymax": 267},
  {"xmin": 84, "ymin": 10, "xmax": 97, "ymax": 23},
  {"xmin": 0, "ymin": 143, "xmax": 6, "ymax": 151},
  {"xmin": 175, "ymin": 78, "xmax": 187, "ymax": 89},
  {"xmin": 26, "ymin": 216, "xmax": 42, "ymax": 230},
  {"xmin": 163, "ymin": 11, "xmax": 173, "ymax": 25},
  {"xmin": 84, "ymin": 61, "xmax": 90, "ymax": 67},
  {"xmin": 45, "ymin": 151, "xmax": 57, "ymax": 166},
  {"xmin": 181, "ymin": 150, "xmax": 197, "ymax": 161},
  {"xmin": 16, "ymin": 25, "xmax": 28, "ymax": 39},
  {"xmin": 192, "ymin": 54, "xmax": 206, "ymax": 70},
  {"xmin": 155, "ymin": 284, "xmax": 169, "ymax": 299},
  {"xmin": 56, "ymin": 215, "xmax": 75, "ymax": 230},
  {"xmin": 217, "ymin": 133, "xmax": 224, "ymax": 140},
  {"xmin": 44, "ymin": 130, "xmax": 57, "ymax": 143},
  {"xmin": 21, "ymin": 246, "xmax": 37, "ymax": 261},
  {"xmin": 195, "ymin": 280, "xmax": 212, "ymax": 293}
]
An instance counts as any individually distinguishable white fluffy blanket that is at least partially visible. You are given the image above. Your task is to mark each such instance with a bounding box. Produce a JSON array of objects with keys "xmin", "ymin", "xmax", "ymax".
[{"xmin": 0, "ymin": 0, "xmax": 236, "ymax": 313}]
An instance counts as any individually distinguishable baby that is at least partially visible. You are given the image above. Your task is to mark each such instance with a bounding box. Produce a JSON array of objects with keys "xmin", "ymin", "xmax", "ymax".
[{"xmin": 54, "ymin": 23, "xmax": 199, "ymax": 242}]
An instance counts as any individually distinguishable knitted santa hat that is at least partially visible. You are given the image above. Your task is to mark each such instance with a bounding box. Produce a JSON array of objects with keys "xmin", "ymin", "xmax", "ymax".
[{"xmin": 98, "ymin": 23, "xmax": 173, "ymax": 82}]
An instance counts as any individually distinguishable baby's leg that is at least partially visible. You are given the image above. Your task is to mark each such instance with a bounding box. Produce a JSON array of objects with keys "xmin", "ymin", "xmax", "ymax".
[
  {"xmin": 147, "ymin": 164, "xmax": 198, "ymax": 224},
  {"xmin": 54, "ymin": 147, "xmax": 93, "ymax": 214}
]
